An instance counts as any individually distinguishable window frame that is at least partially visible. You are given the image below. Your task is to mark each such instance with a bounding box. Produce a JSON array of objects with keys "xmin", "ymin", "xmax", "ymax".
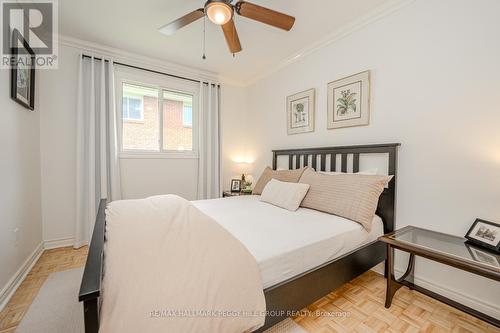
[{"xmin": 115, "ymin": 67, "xmax": 200, "ymax": 159}]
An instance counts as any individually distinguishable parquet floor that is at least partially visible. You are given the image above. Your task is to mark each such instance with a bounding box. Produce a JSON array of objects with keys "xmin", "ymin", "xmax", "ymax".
[
  {"xmin": 0, "ymin": 247, "xmax": 498, "ymax": 333},
  {"xmin": 293, "ymin": 271, "xmax": 500, "ymax": 333},
  {"xmin": 0, "ymin": 247, "xmax": 88, "ymax": 333}
]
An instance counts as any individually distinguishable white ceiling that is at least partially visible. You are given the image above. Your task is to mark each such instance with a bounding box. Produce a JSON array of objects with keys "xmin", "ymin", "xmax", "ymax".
[{"xmin": 60, "ymin": 0, "xmax": 393, "ymax": 84}]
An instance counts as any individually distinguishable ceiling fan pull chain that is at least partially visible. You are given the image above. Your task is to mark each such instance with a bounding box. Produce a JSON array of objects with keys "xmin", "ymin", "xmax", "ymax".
[{"xmin": 202, "ymin": 15, "xmax": 207, "ymax": 60}]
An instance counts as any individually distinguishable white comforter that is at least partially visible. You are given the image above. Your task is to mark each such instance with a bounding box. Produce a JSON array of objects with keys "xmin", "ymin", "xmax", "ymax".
[
  {"xmin": 99, "ymin": 195, "xmax": 266, "ymax": 333},
  {"xmin": 194, "ymin": 195, "xmax": 383, "ymax": 288}
]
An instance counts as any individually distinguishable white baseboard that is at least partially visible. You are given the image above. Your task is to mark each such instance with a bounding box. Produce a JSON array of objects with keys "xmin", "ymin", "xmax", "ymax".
[
  {"xmin": 371, "ymin": 264, "xmax": 500, "ymax": 318},
  {"xmin": 392, "ymin": 267, "xmax": 500, "ymax": 319},
  {"xmin": 0, "ymin": 242, "xmax": 44, "ymax": 312},
  {"xmin": 43, "ymin": 237, "xmax": 75, "ymax": 250},
  {"xmin": 0, "ymin": 237, "xmax": 77, "ymax": 312}
]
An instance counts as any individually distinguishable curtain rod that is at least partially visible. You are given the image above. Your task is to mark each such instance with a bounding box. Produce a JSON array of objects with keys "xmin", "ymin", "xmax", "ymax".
[{"xmin": 81, "ymin": 54, "xmax": 219, "ymax": 87}]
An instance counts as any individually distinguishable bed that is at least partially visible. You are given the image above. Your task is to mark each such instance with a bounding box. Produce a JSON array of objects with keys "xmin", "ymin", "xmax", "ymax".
[
  {"xmin": 78, "ymin": 143, "xmax": 400, "ymax": 333},
  {"xmin": 193, "ymin": 195, "xmax": 384, "ymax": 289}
]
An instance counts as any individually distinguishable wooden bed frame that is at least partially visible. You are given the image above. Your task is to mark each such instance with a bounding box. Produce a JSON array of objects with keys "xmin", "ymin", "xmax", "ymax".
[{"xmin": 78, "ymin": 143, "xmax": 400, "ymax": 333}]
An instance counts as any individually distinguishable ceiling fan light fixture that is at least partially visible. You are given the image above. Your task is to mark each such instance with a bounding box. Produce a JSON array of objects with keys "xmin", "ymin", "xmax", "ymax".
[
  {"xmin": 159, "ymin": 1, "xmax": 295, "ymax": 56},
  {"xmin": 206, "ymin": 1, "xmax": 233, "ymax": 25}
]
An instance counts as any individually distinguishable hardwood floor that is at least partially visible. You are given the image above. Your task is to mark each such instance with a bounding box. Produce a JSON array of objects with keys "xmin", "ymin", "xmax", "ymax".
[
  {"xmin": 0, "ymin": 247, "xmax": 498, "ymax": 333},
  {"xmin": 293, "ymin": 271, "xmax": 499, "ymax": 333},
  {"xmin": 0, "ymin": 247, "xmax": 87, "ymax": 333}
]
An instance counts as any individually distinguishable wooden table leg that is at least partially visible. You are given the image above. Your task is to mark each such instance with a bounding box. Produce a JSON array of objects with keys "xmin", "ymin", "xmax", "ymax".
[
  {"xmin": 385, "ymin": 244, "xmax": 397, "ymax": 308},
  {"xmin": 385, "ymin": 245, "xmax": 416, "ymax": 308}
]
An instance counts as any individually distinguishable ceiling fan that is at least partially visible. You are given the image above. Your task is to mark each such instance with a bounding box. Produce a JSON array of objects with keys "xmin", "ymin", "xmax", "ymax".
[{"xmin": 158, "ymin": 0, "xmax": 295, "ymax": 54}]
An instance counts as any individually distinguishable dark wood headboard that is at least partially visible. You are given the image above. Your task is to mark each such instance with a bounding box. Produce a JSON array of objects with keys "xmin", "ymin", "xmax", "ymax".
[{"xmin": 272, "ymin": 143, "xmax": 400, "ymax": 233}]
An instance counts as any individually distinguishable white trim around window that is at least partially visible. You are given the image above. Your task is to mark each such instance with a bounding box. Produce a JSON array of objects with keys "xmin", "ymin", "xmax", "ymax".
[{"xmin": 115, "ymin": 65, "xmax": 200, "ymax": 159}]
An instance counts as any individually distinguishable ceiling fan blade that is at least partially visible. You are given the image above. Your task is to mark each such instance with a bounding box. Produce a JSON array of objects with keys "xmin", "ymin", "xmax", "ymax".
[
  {"xmin": 159, "ymin": 8, "xmax": 205, "ymax": 35},
  {"xmin": 221, "ymin": 19, "xmax": 242, "ymax": 54},
  {"xmin": 235, "ymin": 1, "xmax": 295, "ymax": 31}
]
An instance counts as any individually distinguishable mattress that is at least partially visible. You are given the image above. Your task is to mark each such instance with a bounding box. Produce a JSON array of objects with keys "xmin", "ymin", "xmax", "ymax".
[{"xmin": 192, "ymin": 195, "xmax": 384, "ymax": 288}]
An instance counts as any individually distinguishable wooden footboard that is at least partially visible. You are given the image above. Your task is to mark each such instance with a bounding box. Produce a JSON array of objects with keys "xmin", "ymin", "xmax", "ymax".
[{"xmin": 78, "ymin": 199, "xmax": 106, "ymax": 333}]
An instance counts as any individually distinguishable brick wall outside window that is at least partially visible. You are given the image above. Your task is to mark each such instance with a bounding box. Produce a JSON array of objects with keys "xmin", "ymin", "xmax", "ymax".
[
  {"xmin": 122, "ymin": 96, "xmax": 193, "ymax": 151},
  {"xmin": 122, "ymin": 96, "xmax": 159, "ymax": 150},
  {"xmin": 163, "ymin": 100, "xmax": 193, "ymax": 151}
]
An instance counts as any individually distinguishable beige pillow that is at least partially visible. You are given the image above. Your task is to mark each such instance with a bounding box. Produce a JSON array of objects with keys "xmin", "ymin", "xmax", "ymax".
[
  {"xmin": 260, "ymin": 179, "xmax": 310, "ymax": 211},
  {"xmin": 299, "ymin": 168, "xmax": 393, "ymax": 231},
  {"xmin": 253, "ymin": 167, "xmax": 308, "ymax": 195}
]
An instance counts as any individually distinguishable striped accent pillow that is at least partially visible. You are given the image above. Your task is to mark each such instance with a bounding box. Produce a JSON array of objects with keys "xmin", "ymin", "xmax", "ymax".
[
  {"xmin": 299, "ymin": 168, "xmax": 392, "ymax": 231},
  {"xmin": 253, "ymin": 167, "xmax": 308, "ymax": 195}
]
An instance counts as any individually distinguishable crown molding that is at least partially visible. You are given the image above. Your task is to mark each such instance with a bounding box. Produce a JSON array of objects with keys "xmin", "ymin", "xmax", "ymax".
[
  {"xmin": 58, "ymin": 34, "xmax": 222, "ymax": 84},
  {"xmin": 244, "ymin": 0, "xmax": 415, "ymax": 86}
]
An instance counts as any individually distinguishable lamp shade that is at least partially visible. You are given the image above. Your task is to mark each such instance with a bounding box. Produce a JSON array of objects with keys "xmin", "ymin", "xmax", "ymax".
[
  {"xmin": 237, "ymin": 162, "xmax": 252, "ymax": 175},
  {"xmin": 206, "ymin": 1, "xmax": 233, "ymax": 25}
]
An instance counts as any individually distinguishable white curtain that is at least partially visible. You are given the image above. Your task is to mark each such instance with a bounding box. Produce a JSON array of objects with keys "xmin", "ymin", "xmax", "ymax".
[
  {"xmin": 197, "ymin": 81, "xmax": 221, "ymax": 199},
  {"xmin": 75, "ymin": 53, "xmax": 121, "ymax": 248}
]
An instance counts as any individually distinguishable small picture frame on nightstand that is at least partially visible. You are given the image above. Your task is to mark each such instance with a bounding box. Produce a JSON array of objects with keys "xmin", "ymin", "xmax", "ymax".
[
  {"xmin": 230, "ymin": 179, "xmax": 241, "ymax": 193},
  {"xmin": 465, "ymin": 219, "xmax": 500, "ymax": 253}
]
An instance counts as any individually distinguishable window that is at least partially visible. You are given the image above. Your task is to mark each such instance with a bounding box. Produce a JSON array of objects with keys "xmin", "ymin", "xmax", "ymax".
[
  {"xmin": 121, "ymin": 83, "xmax": 159, "ymax": 151},
  {"xmin": 120, "ymin": 82, "xmax": 196, "ymax": 154},
  {"xmin": 122, "ymin": 96, "xmax": 143, "ymax": 121},
  {"xmin": 163, "ymin": 90, "xmax": 194, "ymax": 151},
  {"xmin": 183, "ymin": 105, "xmax": 193, "ymax": 128}
]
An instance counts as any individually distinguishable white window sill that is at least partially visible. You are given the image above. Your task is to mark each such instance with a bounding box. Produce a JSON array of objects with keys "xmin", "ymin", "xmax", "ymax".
[{"xmin": 119, "ymin": 151, "xmax": 199, "ymax": 159}]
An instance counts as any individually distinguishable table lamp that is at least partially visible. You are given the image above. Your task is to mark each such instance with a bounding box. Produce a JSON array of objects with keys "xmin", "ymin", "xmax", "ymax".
[{"xmin": 237, "ymin": 162, "xmax": 253, "ymax": 192}]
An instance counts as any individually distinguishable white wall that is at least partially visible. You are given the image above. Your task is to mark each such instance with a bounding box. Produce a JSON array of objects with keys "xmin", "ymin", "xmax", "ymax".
[
  {"xmin": 0, "ymin": 65, "xmax": 43, "ymax": 305},
  {"xmin": 245, "ymin": 0, "xmax": 500, "ymax": 317},
  {"xmin": 220, "ymin": 84, "xmax": 250, "ymax": 190},
  {"xmin": 39, "ymin": 45, "xmax": 79, "ymax": 244},
  {"xmin": 120, "ymin": 158, "xmax": 198, "ymax": 200},
  {"xmin": 39, "ymin": 43, "xmax": 248, "ymax": 242}
]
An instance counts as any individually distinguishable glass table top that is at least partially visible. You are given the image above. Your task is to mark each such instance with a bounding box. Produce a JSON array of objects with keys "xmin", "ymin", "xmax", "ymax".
[{"xmin": 384, "ymin": 226, "xmax": 500, "ymax": 272}]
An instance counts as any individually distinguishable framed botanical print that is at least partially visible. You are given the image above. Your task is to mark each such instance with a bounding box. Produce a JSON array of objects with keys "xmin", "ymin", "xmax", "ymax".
[
  {"xmin": 10, "ymin": 29, "xmax": 36, "ymax": 110},
  {"xmin": 327, "ymin": 71, "xmax": 370, "ymax": 129},
  {"xmin": 287, "ymin": 88, "xmax": 315, "ymax": 135}
]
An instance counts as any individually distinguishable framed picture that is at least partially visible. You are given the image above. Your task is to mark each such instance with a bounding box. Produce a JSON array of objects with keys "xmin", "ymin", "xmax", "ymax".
[
  {"xmin": 466, "ymin": 244, "xmax": 500, "ymax": 268},
  {"xmin": 230, "ymin": 179, "xmax": 241, "ymax": 193},
  {"xmin": 287, "ymin": 88, "xmax": 315, "ymax": 135},
  {"xmin": 10, "ymin": 29, "xmax": 36, "ymax": 110},
  {"xmin": 327, "ymin": 71, "xmax": 370, "ymax": 129},
  {"xmin": 465, "ymin": 219, "xmax": 500, "ymax": 253}
]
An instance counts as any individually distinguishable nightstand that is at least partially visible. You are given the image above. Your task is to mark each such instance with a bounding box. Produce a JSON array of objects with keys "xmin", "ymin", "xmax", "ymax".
[
  {"xmin": 380, "ymin": 226, "xmax": 500, "ymax": 327},
  {"xmin": 222, "ymin": 191, "xmax": 252, "ymax": 197}
]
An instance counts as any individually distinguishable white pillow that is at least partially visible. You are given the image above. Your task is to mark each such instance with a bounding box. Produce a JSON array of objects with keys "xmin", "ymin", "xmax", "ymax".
[
  {"xmin": 260, "ymin": 179, "xmax": 310, "ymax": 211},
  {"xmin": 318, "ymin": 168, "xmax": 378, "ymax": 176}
]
